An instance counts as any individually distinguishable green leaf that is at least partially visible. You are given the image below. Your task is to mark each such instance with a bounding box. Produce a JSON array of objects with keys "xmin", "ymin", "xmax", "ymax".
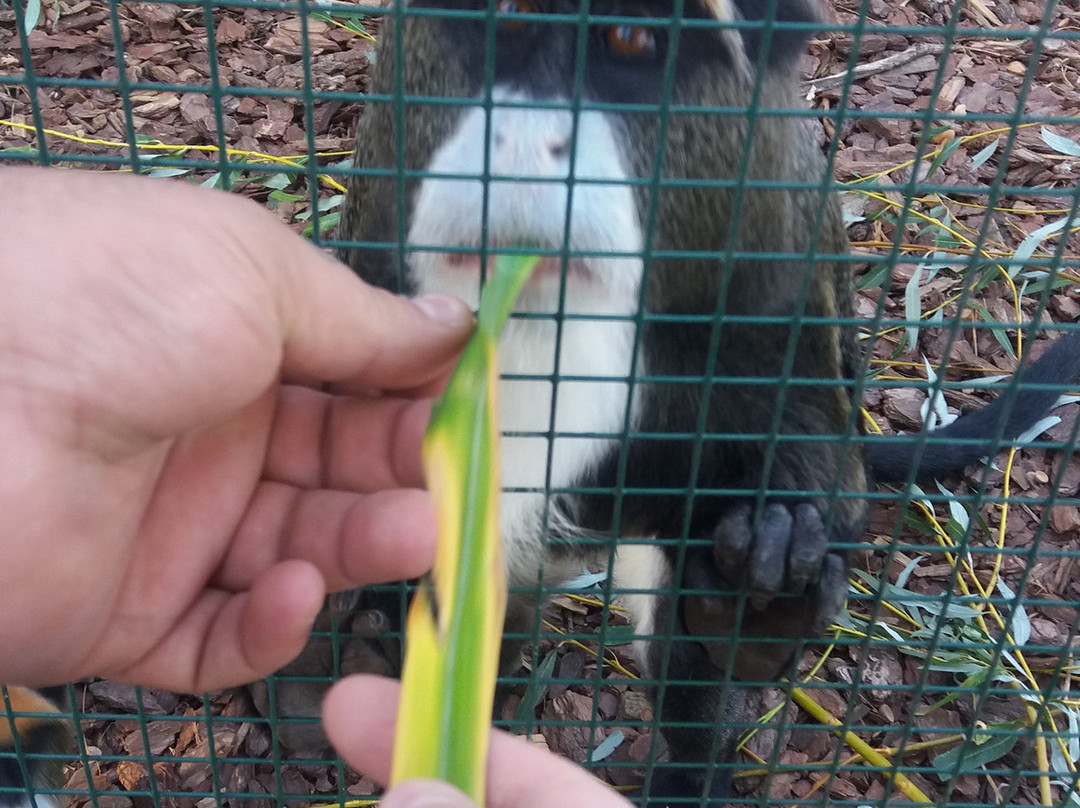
[
  {"xmin": 933, "ymin": 727, "xmax": 1020, "ymax": 779},
  {"xmin": 259, "ymin": 172, "xmax": 293, "ymax": 191},
  {"xmin": 391, "ymin": 255, "xmax": 540, "ymax": 802},
  {"xmin": 301, "ymin": 210, "xmax": 340, "ymax": 238},
  {"xmin": 970, "ymin": 138, "xmax": 999, "ymax": 170},
  {"xmin": 21, "ymin": 0, "xmax": 41, "ymax": 34},
  {"xmin": 926, "ymin": 135, "xmax": 962, "ymax": 179},
  {"xmin": 268, "ymin": 190, "xmax": 306, "ymax": 204},
  {"xmin": 1041, "ymin": 126, "xmax": 1080, "ymax": 157},
  {"xmin": 512, "ymin": 648, "xmax": 559, "ymax": 731},
  {"xmin": 600, "ymin": 624, "xmax": 638, "ymax": 647},
  {"xmin": 590, "ymin": 729, "xmax": 625, "ymax": 762},
  {"xmin": 918, "ymin": 667, "xmax": 988, "ymax": 714}
]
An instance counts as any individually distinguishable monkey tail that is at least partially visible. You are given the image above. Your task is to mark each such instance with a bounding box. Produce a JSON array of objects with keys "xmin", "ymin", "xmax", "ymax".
[{"xmin": 868, "ymin": 331, "xmax": 1080, "ymax": 483}]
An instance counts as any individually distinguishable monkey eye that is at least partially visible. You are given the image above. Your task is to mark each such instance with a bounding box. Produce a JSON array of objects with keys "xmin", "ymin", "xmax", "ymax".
[
  {"xmin": 603, "ymin": 23, "xmax": 658, "ymax": 58},
  {"xmin": 496, "ymin": 0, "xmax": 537, "ymax": 30}
]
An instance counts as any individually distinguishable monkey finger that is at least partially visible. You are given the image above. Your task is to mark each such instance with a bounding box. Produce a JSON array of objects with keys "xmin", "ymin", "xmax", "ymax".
[
  {"xmin": 748, "ymin": 503, "xmax": 792, "ymax": 610},
  {"xmin": 711, "ymin": 502, "xmax": 754, "ymax": 582},
  {"xmin": 812, "ymin": 553, "xmax": 848, "ymax": 633},
  {"xmin": 785, "ymin": 503, "xmax": 827, "ymax": 595},
  {"xmin": 348, "ymin": 608, "xmax": 391, "ymax": 639}
]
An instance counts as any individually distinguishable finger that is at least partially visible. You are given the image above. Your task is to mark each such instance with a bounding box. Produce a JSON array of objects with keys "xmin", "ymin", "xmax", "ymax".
[
  {"xmin": 218, "ymin": 486, "xmax": 437, "ymax": 592},
  {"xmin": 813, "ymin": 553, "xmax": 848, "ymax": 633},
  {"xmin": 323, "ymin": 359, "xmax": 457, "ymax": 402},
  {"xmin": 266, "ymin": 236, "xmax": 474, "ymax": 389},
  {"xmin": 380, "ymin": 781, "xmax": 479, "ymax": 808},
  {"xmin": 103, "ymin": 560, "xmax": 325, "ymax": 692},
  {"xmin": 749, "ymin": 503, "xmax": 791, "ymax": 610},
  {"xmin": 787, "ymin": 503, "xmax": 827, "ymax": 595},
  {"xmin": 323, "ymin": 676, "xmax": 633, "ymax": 808},
  {"xmin": 265, "ymin": 385, "xmax": 433, "ymax": 492},
  {"xmin": 712, "ymin": 503, "xmax": 753, "ymax": 582}
]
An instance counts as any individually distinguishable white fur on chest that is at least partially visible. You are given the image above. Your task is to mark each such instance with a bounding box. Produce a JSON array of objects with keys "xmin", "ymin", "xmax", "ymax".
[{"xmin": 495, "ymin": 301, "xmax": 637, "ymax": 581}]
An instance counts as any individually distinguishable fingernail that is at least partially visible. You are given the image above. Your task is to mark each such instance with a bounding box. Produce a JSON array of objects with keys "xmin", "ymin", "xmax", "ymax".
[
  {"xmin": 380, "ymin": 780, "xmax": 477, "ymax": 808},
  {"xmin": 414, "ymin": 295, "xmax": 474, "ymax": 329}
]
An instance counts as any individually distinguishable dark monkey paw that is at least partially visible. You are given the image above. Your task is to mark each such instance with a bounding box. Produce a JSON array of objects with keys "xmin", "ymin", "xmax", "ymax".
[
  {"xmin": 683, "ymin": 501, "xmax": 848, "ymax": 683},
  {"xmin": 249, "ymin": 601, "xmax": 398, "ymax": 754}
]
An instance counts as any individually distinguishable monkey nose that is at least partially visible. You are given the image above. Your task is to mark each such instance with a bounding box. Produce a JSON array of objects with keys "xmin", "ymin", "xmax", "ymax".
[
  {"xmin": 547, "ymin": 136, "xmax": 571, "ymax": 160},
  {"xmin": 490, "ymin": 114, "xmax": 574, "ymax": 173},
  {"xmin": 493, "ymin": 132, "xmax": 567, "ymax": 161}
]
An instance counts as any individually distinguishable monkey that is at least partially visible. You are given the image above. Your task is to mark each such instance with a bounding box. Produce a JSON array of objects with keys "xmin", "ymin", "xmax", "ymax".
[
  {"xmin": 329, "ymin": 0, "xmax": 866, "ymax": 800},
  {"xmin": 315, "ymin": 0, "xmax": 1080, "ymax": 805},
  {"xmin": 1, "ymin": 687, "xmax": 69, "ymax": 808}
]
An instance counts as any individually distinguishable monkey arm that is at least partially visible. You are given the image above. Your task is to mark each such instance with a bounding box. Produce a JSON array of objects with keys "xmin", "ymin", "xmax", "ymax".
[{"xmin": 629, "ymin": 261, "xmax": 869, "ymax": 684}]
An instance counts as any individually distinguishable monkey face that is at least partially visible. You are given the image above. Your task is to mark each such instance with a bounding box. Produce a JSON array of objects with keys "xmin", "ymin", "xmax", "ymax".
[
  {"xmin": 396, "ymin": 0, "xmax": 747, "ymax": 318},
  {"xmin": 340, "ymin": 0, "xmax": 826, "ymax": 303},
  {"xmin": 405, "ymin": 86, "xmax": 643, "ymax": 316},
  {"xmin": 389, "ymin": 0, "xmax": 825, "ymax": 315},
  {"xmin": 325, "ymin": 5, "xmax": 871, "ymax": 806},
  {"xmin": 395, "ymin": 0, "xmax": 731, "ymax": 564}
]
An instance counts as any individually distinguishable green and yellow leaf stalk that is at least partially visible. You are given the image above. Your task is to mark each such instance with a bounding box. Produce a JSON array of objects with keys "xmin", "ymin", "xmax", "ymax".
[{"xmin": 390, "ymin": 255, "xmax": 541, "ymax": 804}]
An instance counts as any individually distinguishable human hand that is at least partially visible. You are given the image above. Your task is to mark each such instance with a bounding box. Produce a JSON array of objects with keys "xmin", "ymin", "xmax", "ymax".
[
  {"xmin": 323, "ymin": 675, "xmax": 635, "ymax": 808},
  {"xmin": 0, "ymin": 167, "xmax": 473, "ymax": 691}
]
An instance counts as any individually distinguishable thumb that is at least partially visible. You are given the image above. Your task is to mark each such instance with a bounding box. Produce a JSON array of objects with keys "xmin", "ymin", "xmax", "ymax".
[
  {"xmin": 380, "ymin": 780, "xmax": 478, "ymax": 808},
  {"xmin": 272, "ymin": 243, "xmax": 475, "ymax": 391}
]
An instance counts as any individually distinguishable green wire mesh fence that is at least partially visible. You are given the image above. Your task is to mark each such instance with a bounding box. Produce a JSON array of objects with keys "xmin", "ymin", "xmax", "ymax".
[{"xmin": 3, "ymin": 0, "xmax": 1080, "ymax": 806}]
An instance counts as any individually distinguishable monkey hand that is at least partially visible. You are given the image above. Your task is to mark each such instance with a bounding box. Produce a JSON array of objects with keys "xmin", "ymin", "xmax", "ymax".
[{"xmin": 683, "ymin": 501, "xmax": 848, "ymax": 683}]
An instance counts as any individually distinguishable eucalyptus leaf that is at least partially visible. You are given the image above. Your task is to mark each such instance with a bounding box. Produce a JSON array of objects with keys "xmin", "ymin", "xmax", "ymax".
[
  {"xmin": 1067, "ymin": 706, "xmax": 1080, "ymax": 763},
  {"xmin": 562, "ymin": 570, "xmax": 609, "ymax": 590},
  {"xmin": 995, "ymin": 579, "xmax": 1030, "ymax": 648},
  {"xmin": 934, "ymin": 480, "xmax": 969, "ymax": 532},
  {"xmin": 970, "ymin": 138, "xmax": 999, "ymax": 170},
  {"xmin": 1012, "ymin": 215, "xmax": 1071, "ymax": 274},
  {"xmin": 145, "ymin": 168, "xmax": 191, "ymax": 179},
  {"xmin": 921, "ymin": 357, "xmax": 955, "ymax": 430},
  {"xmin": 1041, "ymin": 126, "xmax": 1080, "ymax": 157},
  {"xmin": 590, "ymin": 729, "xmax": 625, "ymax": 762},
  {"xmin": 21, "ymin": 0, "xmax": 41, "ymax": 35},
  {"xmin": 260, "ymin": 172, "xmax": 293, "ymax": 191},
  {"xmin": 513, "ymin": 648, "xmax": 559, "ymax": 731},
  {"xmin": 933, "ymin": 730, "xmax": 1019, "ymax": 779},
  {"xmin": 903, "ymin": 268, "xmax": 924, "ymax": 351},
  {"xmin": 893, "ymin": 556, "xmax": 922, "ymax": 591},
  {"xmin": 1013, "ymin": 415, "xmax": 1063, "ymax": 446}
]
